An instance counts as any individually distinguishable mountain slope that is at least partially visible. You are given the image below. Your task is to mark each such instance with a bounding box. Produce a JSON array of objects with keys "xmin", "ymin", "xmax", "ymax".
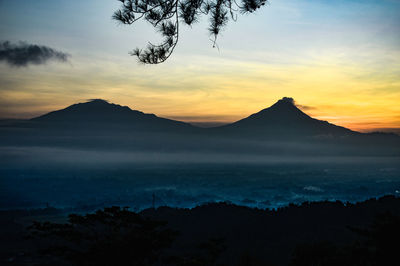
[
  {"xmin": 217, "ymin": 97, "xmax": 355, "ymax": 138},
  {"xmin": 31, "ymin": 99, "xmax": 194, "ymax": 132},
  {"xmin": 0, "ymin": 98, "xmax": 398, "ymax": 155}
]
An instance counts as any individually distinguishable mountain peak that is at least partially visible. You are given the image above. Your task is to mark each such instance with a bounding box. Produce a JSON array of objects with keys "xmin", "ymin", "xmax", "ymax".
[
  {"xmin": 79, "ymin": 99, "xmax": 131, "ymax": 110},
  {"xmin": 270, "ymin": 97, "xmax": 299, "ymax": 110},
  {"xmin": 31, "ymin": 99, "xmax": 193, "ymax": 131},
  {"xmin": 268, "ymin": 97, "xmax": 303, "ymax": 111},
  {"xmin": 225, "ymin": 97, "xmax": 310, "ymax": 128},
  {"xmin": 277, "ymin": 97, "xmax": 295, "ymax": 105},
  {"xmin": 224, "ymin": 97, "xmax": 353, "ymax": 137},
  {"xmin": 257, "ymin": 97, "xmax": 307, "ymax": 118},
  {"xmin": 86, "ymin": 99, "xmax": 110, "ymax": 105},
  {"xmin": 32, "ymin": 99, "xmax": 138, "ymax": 122}
]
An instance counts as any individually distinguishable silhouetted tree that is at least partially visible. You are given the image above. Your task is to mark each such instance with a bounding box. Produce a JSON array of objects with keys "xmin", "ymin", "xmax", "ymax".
[
  {"xmin": 28, "ymin": 206, "xmax": 177, "ymax": 266},
  {"xmin": 290, "ymin": 212, "xmax": 400, "ymax": 266},
  {"xmin": 113, "ymin": 0, "xmax": 268, "ymax": 64},
  {"xmin": 162, "ymin": 237, "xmax": 226, "ymax": 265}
]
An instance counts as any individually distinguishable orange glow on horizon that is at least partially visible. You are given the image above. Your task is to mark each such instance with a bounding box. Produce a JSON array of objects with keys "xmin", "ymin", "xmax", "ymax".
[{"xmin": 1, "ymin": 51, "xmax": 399, "ymax": 134}]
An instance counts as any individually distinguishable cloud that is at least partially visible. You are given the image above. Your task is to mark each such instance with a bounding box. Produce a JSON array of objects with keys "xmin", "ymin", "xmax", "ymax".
[
  {"xmin": 362, "ymin": 128, "xmax": 400, "ymax": 135},
  {"xmin": 280, "ymin": 97, "xmax": 316, "ymax": 111},
  {"xmin": 0, "ymin": 41, "xmax": 70, "ymax": 67},
  {"xmin": 296, "ymin": 104, "xmax": 316, "ymax": 111},
  {"xmin": 280, "ymin": 97, "xmax": 295, "ymax": 104}
]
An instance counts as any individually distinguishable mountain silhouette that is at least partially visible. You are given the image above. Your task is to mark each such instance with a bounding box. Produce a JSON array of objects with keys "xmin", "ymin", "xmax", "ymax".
[
  {"xmin": 217, "ymin": 97, "xmax": 354, "ymax": 138},
  {"xmin": 31, "ymin": 99, "xmax": 194, "ymax": 132},
  {"xmin": 29, "ymin": 97, "xmax": 356, "ymax": 138},
  {"xmin": 1, "ymin": 97, "xmax": 398, "ymax": 156}
]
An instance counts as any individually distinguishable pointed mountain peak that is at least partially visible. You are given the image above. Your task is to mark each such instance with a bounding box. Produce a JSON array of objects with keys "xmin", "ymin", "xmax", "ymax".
[
  {"xmin": 276, "ymin": 97, "xmax": 296, "ymax": 105},
  {"xmin": 255, "ymin": 97, "xmax": 308, "ymax": 118},
  {"xmin": 270, "ymin": 97, "xmax": 298, "ymax": 110},
  {"xmin": 225, "ymin": 97, "xmax": 354, "ymax": 137},
  {"xmin": 228, "ymin": 97, "xmax": 314, "ymax": 128}
]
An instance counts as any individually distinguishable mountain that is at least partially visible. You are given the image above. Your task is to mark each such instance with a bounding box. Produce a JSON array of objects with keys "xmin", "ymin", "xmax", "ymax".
[
  {"xmin": 217, "ymin": 97, "xmax": 355, "ymax": 138},
  {"xmin": 31, "ymin": 99, "xmax": 194, "ymax": 132},
  {"xmin": 0, "ymin": 97, "xmax": 398, "ymax": 156}
]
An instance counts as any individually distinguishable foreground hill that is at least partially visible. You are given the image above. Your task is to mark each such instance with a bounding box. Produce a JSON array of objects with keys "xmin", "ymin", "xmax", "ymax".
[{"xmin": 1, "ymin": 195, "xmax": 399, "ymax": 265}]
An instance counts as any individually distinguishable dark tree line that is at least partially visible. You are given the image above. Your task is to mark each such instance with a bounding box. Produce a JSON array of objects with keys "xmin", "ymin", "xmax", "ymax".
[
  {"xmin": 11, "ymin": 196, "xmax": 400, "ymax": 265},
  {"xmin": 290, "ymin": 212, "xmax": 400, "ymax": 266},
  {"xmin": 113, "ymin": 0, "xmax": 268, "ymax": 64},
  {"xmin": 28, "ymin": 207, "xmax": 177, "ymax": 265},
  {"xmin": 27, "ymin": 206, "xmax": 225, "ymax": 266}
]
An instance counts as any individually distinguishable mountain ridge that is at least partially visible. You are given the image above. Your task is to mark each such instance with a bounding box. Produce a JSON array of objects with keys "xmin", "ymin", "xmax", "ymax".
[
  {"xmin": 31, "ymin": 98, "xmax": 195, "ymax": 131},
  {"xmin": 15, "ymin": 97, "xmax": 396, "ymax": 138},
  {"xmin": 215, "ymin": 97, "xmax": 356, "ymax": 138},
  {"xmin": 0, "ymin": 97, "xmax": 399, "ymax": 156}
]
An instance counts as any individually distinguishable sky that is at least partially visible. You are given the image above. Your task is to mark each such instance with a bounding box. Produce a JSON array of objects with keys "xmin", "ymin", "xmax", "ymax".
[{"xmin": 0, "ymin": 0, "xmax": 399, "ymax": 132}]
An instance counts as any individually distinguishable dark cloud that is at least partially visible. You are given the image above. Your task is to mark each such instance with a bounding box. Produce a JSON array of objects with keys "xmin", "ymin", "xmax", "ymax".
[
  {"xmin": 280, "ymin": 97, "xmax": 316, "ymax": 111},
  {"xmin": 296, "ymin": 104, "xmax": 316, "ymax": 111},
  {"xmin": 0, "ymin": 41, "xmax": 70, "ymax": 67},
  {"xmin": 280, "ymin": 97, "xmax": 295, "ymax": 104}
]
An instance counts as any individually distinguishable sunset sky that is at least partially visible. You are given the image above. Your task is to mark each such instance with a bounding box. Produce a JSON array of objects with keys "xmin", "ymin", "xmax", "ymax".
[{"xmin": 0, "ymin": 0, "xmax": 399, "ymax": 132}]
